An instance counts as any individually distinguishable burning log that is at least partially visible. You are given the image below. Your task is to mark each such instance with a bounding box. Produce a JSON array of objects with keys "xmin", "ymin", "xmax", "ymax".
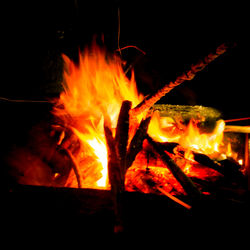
[
  {"xmin": 192, "ymin": 152, "xmax": 246, "ymax": 183},
  {"xmin": 218, "ymin": 158, "xmax": 247, "ymax": 183},
  {"xmin": 157, "ymin": 187, "xmax": 192, "ymax": 210},
  {"xmin": 146, "ymin": 135, "xmax": 203, "ymax": 200},
  {"xmin": 192, "ymin": 152, "xmax": 222, "ymax": 173},
  {"xmin": 126, "ymin": 113, "xmax": 152, "ymax": 169},
  {"xmin": 115, "ymin": 100, "xmax": 132, "ymax": 184},
  {"xmin": 104, "ymin": 100, "xmax": 132, "ymax": 233},
  {"xmin": 104, "ymin": 125, "xmax": 122, "ymax": 192},
  {"xmin": 131, "ymin": 166, "xmax": 192, "ymax": 209},
  {"xmin": 131, "ymin": 43, "xmax": 231, "ymax": 116},
  {"xmin": 104, "ymin": 124, "xmax": 124, "ymax": 233},
  {"xmin": 157, "ymin": 140, "xmax": 246, "ymax": 185}
]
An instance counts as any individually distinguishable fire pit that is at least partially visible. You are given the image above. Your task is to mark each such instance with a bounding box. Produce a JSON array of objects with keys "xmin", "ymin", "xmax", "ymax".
[{"xmin": 2, "ymin": 42, "xmax": 248, "ymax": 237}]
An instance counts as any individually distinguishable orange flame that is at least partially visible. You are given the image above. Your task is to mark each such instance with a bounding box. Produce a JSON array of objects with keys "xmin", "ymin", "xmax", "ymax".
[
  {"xmin": 148, "ymin": 111, "xmax": 226, "ymax": 157},
  {"xmin": 53, "ymin": 44, "xmax": 238, "ymax": 191},
  {"xmin": 54, "ymin": 45, "xmax": 143, "ymax": 189},
  {"xmin": 179, "ymin": 119, "xmax": 225, "ymax": 156},
  {"xmin": 148, "ymin": 111, "xmax": 181, "ymax": 142}
]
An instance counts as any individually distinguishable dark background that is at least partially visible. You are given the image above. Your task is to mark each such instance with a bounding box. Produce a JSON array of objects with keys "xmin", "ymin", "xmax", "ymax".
[
  {"xmin": 0, "ymin": 1, "xmax": 248, "ymax": 238},
  {"xmin": 1, "ymin": 0, "xmax": 248, "ymax": 119}
]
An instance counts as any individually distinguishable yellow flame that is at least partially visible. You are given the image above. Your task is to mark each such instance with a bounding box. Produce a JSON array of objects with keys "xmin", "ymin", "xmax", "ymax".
[
  {"xmin": 53, "ymin": 44, "xmax": 234, "ymax": 189},
  {"xmin": 54, "ymin": 45, "xmax": 143, "ymax": 188},
  {"xmin": 179, "ymin": 119, "xmax": 225, "ymax": 155},
  {"xmin": 148, "ymin": 111, "xmax": 181, "ymax": 142}
]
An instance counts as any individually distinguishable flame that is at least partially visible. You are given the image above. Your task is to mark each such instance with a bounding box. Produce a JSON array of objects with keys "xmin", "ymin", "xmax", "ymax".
[
  {"xmin": 52, "ymin": 44, "xmax": 239, "ymax": 192},
  {"xmin": 238, "ymin": 159, "xmax": 243, "ymax": 166},
  {"xmin": 179, "ymin": 119, "xmax": 225, "ymax": 156},
  {"xmin": 148, "ymin": 111, "xmax": 181, "ymax": 142},
  {"xmin": 148, "ymin": 111, "xmax": 226, "ymax": 157},
  {"xmin": 7, "ymin": 43, "xmax": 244, "ymax": 194},
  {"xmin": 54, "ymin": 45, "xmax": 143, "ymax": 189}
]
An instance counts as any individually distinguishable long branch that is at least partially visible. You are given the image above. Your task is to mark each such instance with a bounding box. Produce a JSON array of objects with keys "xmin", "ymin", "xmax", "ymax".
[{"xmin": 131, "ymin": 43, "xmax": 231, "ymax": 116}]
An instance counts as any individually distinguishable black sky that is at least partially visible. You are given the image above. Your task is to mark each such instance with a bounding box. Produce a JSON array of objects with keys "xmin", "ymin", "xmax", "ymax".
[{"xmin": 1, "ymin": 0, "xmax": 248, "ymax": 119}]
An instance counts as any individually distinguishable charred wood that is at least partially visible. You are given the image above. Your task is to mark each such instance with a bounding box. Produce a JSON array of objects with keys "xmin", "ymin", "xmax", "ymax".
[
  {"xmin": 126, "ymin": 115, "xmax": 152, "ymax": 169},
  {"xmin": 193, "ymin": 152, "xmax": 246, "ymax": 183},
  {"xmin": 146, "ymin": 135, "xmax": 203, "ymax": 200},
  {"xmin": 193, "ymin": 152, "xmax": 223, "ymax": 174},
  {"xmin": 105, "ymin": 99, "xmax": 133, "ymax": 234},
  {"xmin": 218, "ymin": 158, "xmax": 247, "ymax": 184},
  {"xmin": 104, "ymin": 124, "xmax": 124, "ymax": 233},
  {"xmin": 115, "ymin": 100, "xmax": 132, "ymax": 183},
  {"xmin": 104, "ymin": 125, "xmax": 122, "ymax": 192}
]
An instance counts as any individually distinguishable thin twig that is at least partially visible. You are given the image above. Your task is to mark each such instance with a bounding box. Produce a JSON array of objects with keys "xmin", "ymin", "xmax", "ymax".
[
  {"xmin": 0, "ymin": 96, "xmax": 50, "ymax": 103},
  {"xmin": 157, "ymin": 187, "xmax": 192, "ymax": 210},
  {"xmin": 116, "ymin": 45, "xmax": 146, "ymax": 55},
  {"xmin": 225, "ymin": 117, "xmax": 250, "ymax": 123},
  {"xmin": 117, "ymin": 7, "xmax": 121, "ymax": 56}
]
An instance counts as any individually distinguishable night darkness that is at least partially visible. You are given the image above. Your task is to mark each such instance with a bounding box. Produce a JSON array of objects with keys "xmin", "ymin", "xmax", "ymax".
[
  {"xmin": 0, "ymin": 1, "xmax": 249, "ymax": 241},
  {"xmin": 1, "ymin": 0, "xmax": 248, "ymax": 119}
]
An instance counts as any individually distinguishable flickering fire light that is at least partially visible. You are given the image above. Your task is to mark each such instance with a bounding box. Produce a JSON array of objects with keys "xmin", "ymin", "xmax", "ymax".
[
  {"xmin": 53, "ymin": 45, "xmax": 144, "ymax": 189},
  {"xmin": 51, "ymin": 44, "xmax": 246, "ymax": 194},
  {"xmin": 4, "ymin": 42, "xmax": 248, "ymax": 235}
]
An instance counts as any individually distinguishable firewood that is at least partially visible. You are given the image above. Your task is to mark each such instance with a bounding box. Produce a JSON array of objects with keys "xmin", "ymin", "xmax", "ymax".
[
  {"xmin": 218, "ymin": 158, "xmax": 247, "ymax": 183},
  {"xmin": 192, "ymin": 152, "xmax": 224, "ymax": 174},
  {"xmin": 146, "ymin": 135, "xmax": 203, "ymax": 200},
  {"xmin": 115, "ymin": 100, "xmax": 132, "ymax": 183},
  {"xmin": 132, "ymin": 167, "xmax": 192, "ymax": 209},
  {"xmin": 104, "ymin": 124, "xmax": 124, "ymax": 233},
  {"xmin": 104, "ymin": 124, "xmax": 122, "ymax": 192},
  {"xmin": 131, "ymin": 43, "xmax": 231, "ymax": 116},
  {"xmin": 126, "ymin": 114, "xmax": 152, "ymax": 169},
  {"xmin": 193, "ymin": 152, "xmax": 246, "ymax": 183},
  {"xmin": 104, "ymin": 99, "xmax": 133, "ymax": 234},
  {"xmin": 157, "ymin": 187, "xmax": 192, "ymax": 210}
]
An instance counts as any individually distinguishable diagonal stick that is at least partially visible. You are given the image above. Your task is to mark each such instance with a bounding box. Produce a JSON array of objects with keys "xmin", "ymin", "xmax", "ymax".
[{"xmin": 131, "ymin": 43, "xmax": 231, "ymax": 117}]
